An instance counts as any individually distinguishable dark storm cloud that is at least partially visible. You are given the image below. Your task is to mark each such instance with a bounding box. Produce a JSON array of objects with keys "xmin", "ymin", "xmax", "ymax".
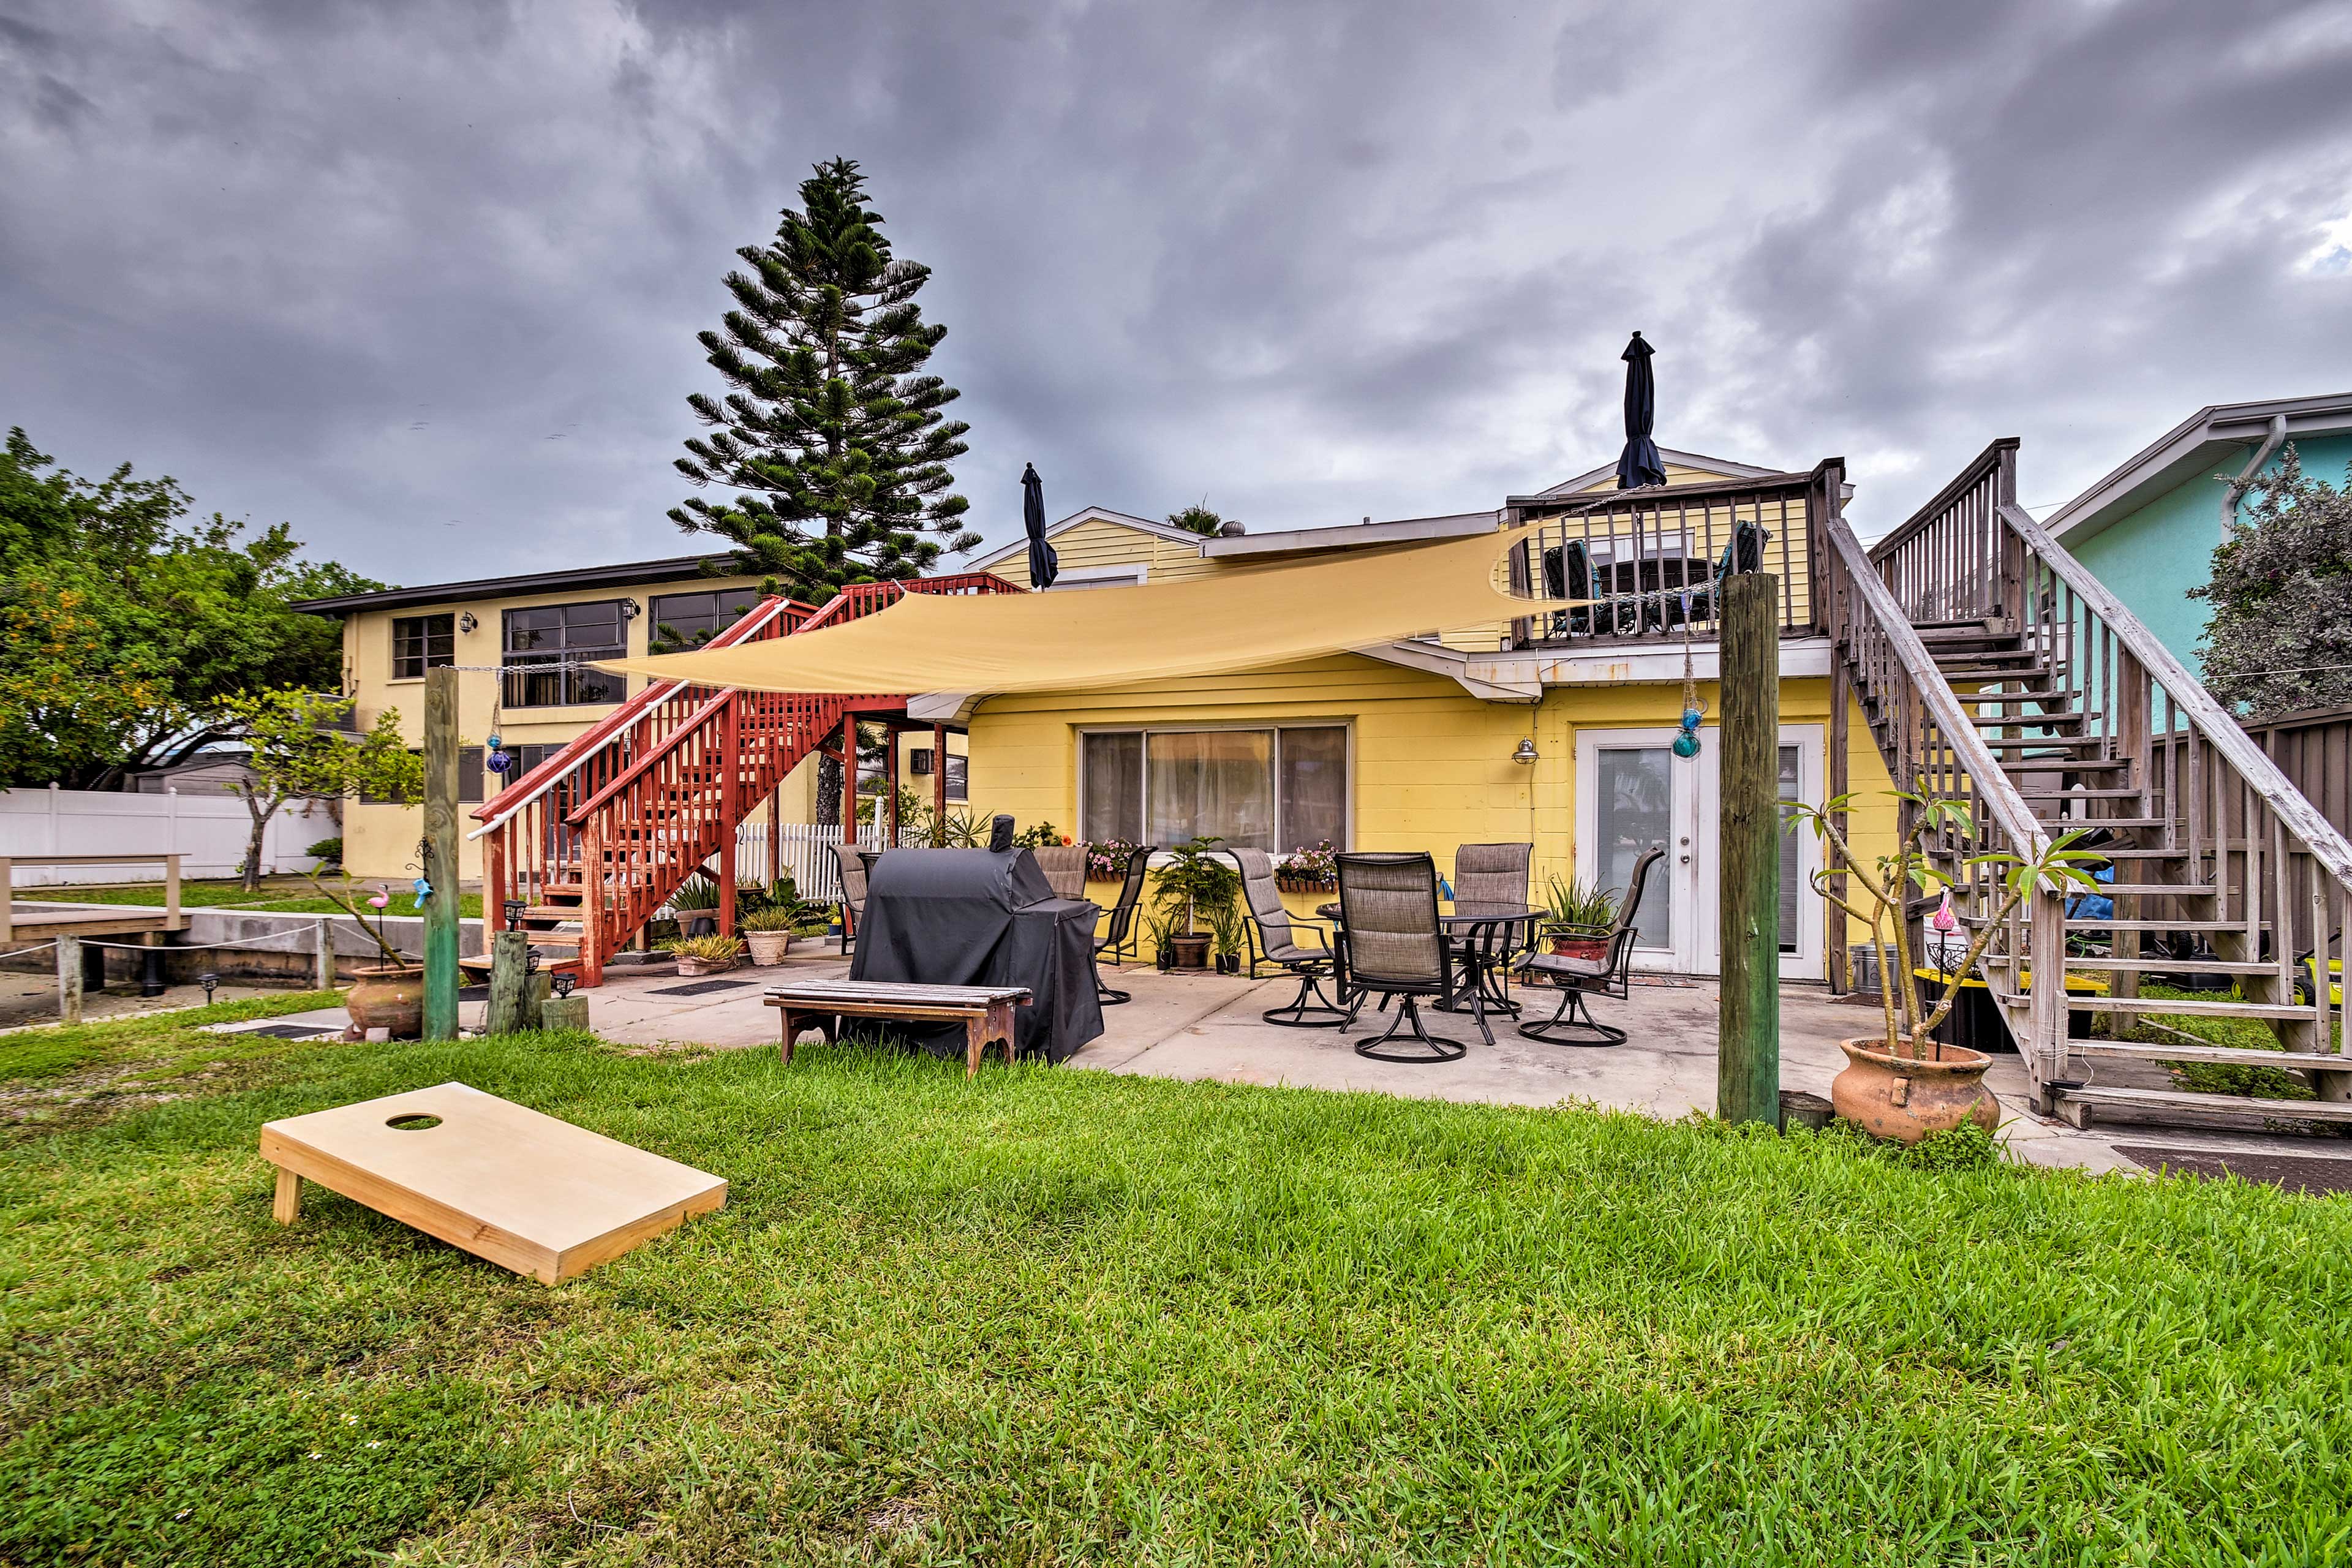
[{"xmin": 2, "ymin": 0, "xmax": 2349, "ymax": 584}]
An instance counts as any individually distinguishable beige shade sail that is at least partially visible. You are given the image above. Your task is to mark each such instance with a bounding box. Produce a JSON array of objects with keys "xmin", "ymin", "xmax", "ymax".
[{"xmin": 598, "ymin": 526, "xmax": 1570, "ymax": 696}]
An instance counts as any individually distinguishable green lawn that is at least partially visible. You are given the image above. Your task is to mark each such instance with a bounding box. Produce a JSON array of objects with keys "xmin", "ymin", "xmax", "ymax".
[
  {"xmin": 4, "ymin": 1006, "xmax": 2350, "ymax": 1564},
  {"xmin": 27, "ymin": 878, "xmax": 485, "ymax": 920}
]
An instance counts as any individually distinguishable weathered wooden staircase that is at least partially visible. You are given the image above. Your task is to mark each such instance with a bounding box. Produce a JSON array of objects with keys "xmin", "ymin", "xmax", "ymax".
[
  {"xmin": 467, "ymin": 571, "xmax": 1017, "ymax": 986},
  {"xmin": 1825, "ymin": 439, "xmax": 2352, "ymax": 1129}
]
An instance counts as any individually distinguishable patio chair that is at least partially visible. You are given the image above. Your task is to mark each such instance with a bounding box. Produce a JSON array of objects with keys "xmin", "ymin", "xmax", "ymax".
[
  {"xmin": 1092, "ymin": 844, "xmax": 1156, "ymax": 1005},
  {"xmin": 1513, "ymin": 846, "xmax": 1662, "ymax": 1047},
  {"xmin": 1450, "ymin": 841, "xmax": 1539, "ymax": 1019},
  {"xmin": 1335, "ymin": 851, "xmax": 1467, "ymax": 1063},
  {"xmin": 830, "ymin": 843, "xmax": 869, "ymax": 960},
  {"xmin": 1228, "ymin": 848, "xmax": 1349, "ymax": 1028},
  {"xmin": 1031, "ymin": 844, "xmax": 1089, "ymax": 901}
]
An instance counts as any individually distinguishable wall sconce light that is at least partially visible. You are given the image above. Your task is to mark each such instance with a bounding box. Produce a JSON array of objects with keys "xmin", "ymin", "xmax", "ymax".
[
  {"xmin": 1511, "ymin": 738, "xmax": 1540, "ymax": 765},
  {"xmin": 619, "ymin": 598, "xmax": 642, "ymax": 622},
  {"xmin": 458, "ymin": 612, "xmax": 478, "ymax": 634}
]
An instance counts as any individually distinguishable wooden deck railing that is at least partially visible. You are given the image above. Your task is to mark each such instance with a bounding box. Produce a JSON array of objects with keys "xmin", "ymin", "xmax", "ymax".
[{"xmin": 1502, "ymin": 461, "xmax": 1843, "ymax": 649}]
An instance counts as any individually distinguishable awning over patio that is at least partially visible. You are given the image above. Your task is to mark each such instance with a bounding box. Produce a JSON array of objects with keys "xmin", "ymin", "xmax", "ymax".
[{"xmin": 598, "ymin": 526, "xmax": 1566, "ymax": 696}]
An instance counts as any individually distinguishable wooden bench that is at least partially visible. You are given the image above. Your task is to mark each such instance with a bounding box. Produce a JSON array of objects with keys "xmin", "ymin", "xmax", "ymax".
[{"xmin": 764, "ymin": 981, "xmax": 1032, "ymax": 1077}]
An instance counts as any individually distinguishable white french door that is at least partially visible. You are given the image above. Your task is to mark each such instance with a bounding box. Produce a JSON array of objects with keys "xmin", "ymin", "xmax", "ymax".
[{"xmin": 1574, "ymin": 725, "xmax": 1824, "ymax": 979}]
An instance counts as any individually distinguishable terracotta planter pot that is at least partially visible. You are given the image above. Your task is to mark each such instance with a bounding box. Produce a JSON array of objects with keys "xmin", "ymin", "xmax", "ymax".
[
  {"xmin": 1169, "ymin": 933, "xmax": 1213, "ymax": 970},
  {"xmin": 675, "ymin": 954, "xmax": 737, "ymax": 978},
  {"xmin": 1548, "ymin": 933, "xmax": 1609, "ymax": 963},
  {"xmin": 744, "ymin": 931, "xmax": 792, "ymax": 967},
  {"xmin": 344, "ymin": 963, "xmax": 424, "ymax": 1040},
  {"xmin": 1830, "ymin": 1035, "xmax": 1999, "ymax": 1145}
]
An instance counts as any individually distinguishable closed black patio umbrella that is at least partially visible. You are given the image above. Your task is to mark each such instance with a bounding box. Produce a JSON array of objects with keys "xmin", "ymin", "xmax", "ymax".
[
  {"xmin": 1022, "ymin": 462, "xmax": 1058, "ymax": 588},
  {"xmin": 1614, "ymin": 331, "xmax": 1667, "ymax": 490}
]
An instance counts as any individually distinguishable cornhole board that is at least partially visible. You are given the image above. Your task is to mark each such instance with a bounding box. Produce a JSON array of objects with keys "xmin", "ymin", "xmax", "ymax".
[{"xmin": 258, "ymin": 1082, "xmax": 726, "ymax": 1284}]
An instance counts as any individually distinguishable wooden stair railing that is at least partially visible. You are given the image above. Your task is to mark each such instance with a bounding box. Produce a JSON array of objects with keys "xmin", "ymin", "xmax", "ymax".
[
  {"xmin": 469, "ymin": 570, "xmax": 1019, "ymax": 986},
  {"xmin": 1850, "ymin": 439, "xmax": 2352, "ymax": 1128}
]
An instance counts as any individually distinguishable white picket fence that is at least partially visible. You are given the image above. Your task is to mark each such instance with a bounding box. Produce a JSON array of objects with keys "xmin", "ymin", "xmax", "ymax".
[
  {"xmin": 731, "ymin": 821, "xmax": 899, "ymax": 902},
  {"xmin": 0, "ymin": 785, "xmax": 336, "ymax": 884}
]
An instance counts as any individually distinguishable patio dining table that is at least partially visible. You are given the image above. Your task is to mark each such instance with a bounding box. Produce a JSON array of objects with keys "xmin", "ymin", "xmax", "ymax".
[{"xmin": 1316, "ymin": 899, "xmax": 1545, "ymax": 1045}]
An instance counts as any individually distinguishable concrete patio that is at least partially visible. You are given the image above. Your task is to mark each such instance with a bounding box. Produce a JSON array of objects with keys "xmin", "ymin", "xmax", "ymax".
[{"xmin": 203, "ymin": 948, "xmax": 2304, "ymax": 1178}]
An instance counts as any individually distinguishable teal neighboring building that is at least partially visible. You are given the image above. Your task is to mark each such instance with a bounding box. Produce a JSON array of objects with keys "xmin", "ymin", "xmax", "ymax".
[{"xmin": 2048, "ymin": 394, "xmax": 2352, "ymax": 670}]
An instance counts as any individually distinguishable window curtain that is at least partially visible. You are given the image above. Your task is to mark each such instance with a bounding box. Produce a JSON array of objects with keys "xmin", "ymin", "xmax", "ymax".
[
  {"xmin": 1147, "ymin": 731, "xmax": 1273, "ymax": 850},
  {"xmin": 1278, "ymin": 728, "xmax": 1347, "ymax": 851},
  {"xmin": 1081, "ymin": 733, "xmax": 1143, "ymax": 844}
]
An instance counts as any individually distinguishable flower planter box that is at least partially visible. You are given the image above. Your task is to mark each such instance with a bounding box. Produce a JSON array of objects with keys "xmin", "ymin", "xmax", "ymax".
[
  {"xmin": 1275, "ymin": 876, "xmax": 1336, "ymax": 895},
  {"xmin": 675, "ymin": 954, "xmax": 737, "ymax": 978}
]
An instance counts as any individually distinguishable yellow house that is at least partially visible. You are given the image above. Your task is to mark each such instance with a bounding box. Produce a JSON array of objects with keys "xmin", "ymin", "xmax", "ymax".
[
  {"xmin": 945, "ymin": 451, "xmax": 1894, "ymax": 982},
  {"xmin": 293, "ymin": 556, "xmax": 967, "ymax": 886}
]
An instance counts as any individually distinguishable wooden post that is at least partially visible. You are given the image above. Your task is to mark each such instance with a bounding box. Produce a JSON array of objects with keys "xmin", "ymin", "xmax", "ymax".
[
  {"xmin": 580, "ymin": 818, "xmax": 605, "ymax": 989},
  {"xmin": 1717, "ymin": 571, "xmax": 1781, "ymax": 1126},
  {"xmin": 56, "ymin": 932, "xmax": 82, "ymax": 1025},
  {"xmin": 314, "ymin": 920, "xmax": 336, "ymax": 991},
  {"xmin": 840, "ymin": 717, "xmax": 858, "ymax": 846},
  {"xmin": 717, "ymin": 695, "xmax": 739, "ymax": 938},
  {"xmin": 485, "ymin": 929, "xmax": 530, "ymax": 1034},
  {"xmin": 885, "ymin": 727, "xmax": 901, "ymax": 846},
  {"xmin": 273, "ymin": 1168, "xmax": 304, "ymax": 1224},
  {"xmin": 422, "ymin": 666, "xmax": 461, "ymax": 1040},
  {"xmin": 766, "ymin": 782, "xmax": 782, "ymax": 889},
  {"xmin": 1826, "ymin": 650, "xmax": 1852, "ymax": 994},
  {"xmin": 932, "ymin": 723, "xmax": 949, "ymax": 835}
]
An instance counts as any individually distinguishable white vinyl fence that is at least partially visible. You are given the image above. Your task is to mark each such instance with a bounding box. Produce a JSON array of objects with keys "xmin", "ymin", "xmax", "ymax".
[
  {"xmin": 732, "ymin": 821, "xmax": 899, "ymax": 902},
  {"xmin": 0, "ymin": 785, "xmax": 336, "ymax": 885}
]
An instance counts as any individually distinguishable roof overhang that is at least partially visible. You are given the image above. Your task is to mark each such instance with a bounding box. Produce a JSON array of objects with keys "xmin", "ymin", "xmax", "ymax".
[
  {"xmin": 2046, "ymin": 393, "xmax": 2352, "ymax": 548},
  {"xmin": 1532, "ymin": 447, "xmax": 1781, "ymax": 498},
  {"xmin": 1198, "ymin": 510, "xmax": 1501, "ymax": 559},
  {"xmin": 290, "ymin": 554, "xmax": 746, "ymax": 616}
]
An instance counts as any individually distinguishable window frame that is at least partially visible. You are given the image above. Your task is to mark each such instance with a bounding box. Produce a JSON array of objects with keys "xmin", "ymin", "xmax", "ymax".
[
  {"xmin": 1076, "ymin": 721, "xmax": 1352, "ymax": 854},
  {"xmin": 646, "ymin": 586, "xmax": 763, "ymax": 654},
  {"xmin": 500, "ymin": 599, "xmax": 630, "ymax": 709},
  {"xmin": 390, "ymin": 613, "xmax": 454, "ymax": 681}
]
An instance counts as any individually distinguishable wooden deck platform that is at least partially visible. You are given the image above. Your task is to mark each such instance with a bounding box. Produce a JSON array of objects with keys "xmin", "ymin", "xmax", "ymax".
[{"xmin": 1, "ymin": 904, "xmax": 183, "ymax": 944}]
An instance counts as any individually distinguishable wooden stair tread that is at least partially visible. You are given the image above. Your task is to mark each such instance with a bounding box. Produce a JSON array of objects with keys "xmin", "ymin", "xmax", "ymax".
[
  {"xmin": 2065, "ymin": 1041, "xmax": 2350, "ymax": 1069},
  {"xmin": 2049, "ymin": 1084, "xmax": 2352, "ymax": 1123}
]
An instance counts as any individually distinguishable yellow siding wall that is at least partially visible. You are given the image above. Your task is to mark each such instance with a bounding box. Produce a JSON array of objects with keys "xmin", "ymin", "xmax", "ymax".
[
  {"xmin": 988, "ymin": 517, "xmax": 1215, "ymax": 589},
  {"xmin": 962, "ymin": 658, "xmax": 1898, "ymax": 969}
]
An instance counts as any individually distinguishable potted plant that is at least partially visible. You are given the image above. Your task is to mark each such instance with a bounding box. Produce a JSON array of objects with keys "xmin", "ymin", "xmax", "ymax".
[
  {"xmin": 1206, "ymin": 899, "xmax": 1248, "ymax": 975},
  {"xmin": 1085, "ymin": 839, "xmax": 1140, "ymax": 885},
  {"xmin": 741, "ymin": 907, "xmax": 798, "ymax": 966},
  {"xmin": 1788, "ymin": 788, "xmax": 2100, "ymax": 1144},
  {"xmin": 1150, "ymin": 837, "xmax": 1239, "ymax": 970},
  {"xmin": 304, "ymin": 871, "xmax": 423, "ymax": 1039},
  {"xmin": 1540, "ymin": 873, "xmax": 1620, "ymax": 963},
  {"xmin": 1273, "ymin": 841, "xmax": 1337, "ymax": 893},
  {"xmin": 669, "ymin": 877, "xmax": 721, "ymax": 936},
  {"xmin": 665, "ymin": 932, "xmax": 744, "ymax": 977}
]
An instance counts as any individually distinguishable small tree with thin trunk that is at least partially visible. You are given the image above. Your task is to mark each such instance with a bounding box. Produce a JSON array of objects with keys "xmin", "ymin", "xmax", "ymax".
[{"xmin": 216, "ymin": 690, "xmax": 421, "ymax": 892}]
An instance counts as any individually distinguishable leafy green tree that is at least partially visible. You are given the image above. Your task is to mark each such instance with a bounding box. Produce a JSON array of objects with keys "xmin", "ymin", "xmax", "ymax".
[
  {"xmin": 2194, "ymin": 445, "xmax": 2352, "ymax": 718},
  {"xmin": 216, "ymin": 689, "xmax": 421, "ymax": 892},
  {"xmin": 1167, "ymin": 503, "xmax": 1225, "ymax": 537},
  {"xmin": 671, "ymin": 158, "xmax": 977, "ymax": 598},
  {"xmin": 0, "ymin": 428, "xmax": 377, "ymax": 789}
]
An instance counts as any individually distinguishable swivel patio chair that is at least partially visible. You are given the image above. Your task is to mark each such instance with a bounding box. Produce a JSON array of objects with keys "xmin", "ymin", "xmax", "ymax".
[
  {"xmin": 830, "ymin": 843, "xmax": 870, "ymax": 960},
  {"xmin": 1513, "ymin": 846, "xmax": 1662, "ymax": 1047},
  {"xmin": 1228, "ymin": 848, "xmax": 1349, "ymax": 1028},
  {"xmin": 1335, "ymin": 851, "xmax": 1467, "ymax": 1063},
  {"xmin": 1450, "ymin": 842, "xmax": 1539, "ymax": 1018},
  {"xmin": 1092, "ymin": 844, "xmax": 1156, "ymax": 1005},
  {"xmin": 1031, "ymin": 844, "xmax": 1089, "ymax": 901}
]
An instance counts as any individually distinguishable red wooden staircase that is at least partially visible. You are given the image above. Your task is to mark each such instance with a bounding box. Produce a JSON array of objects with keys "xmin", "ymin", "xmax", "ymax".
[{"xmin": 467, "ymin": 571, "xmax": 1019, "ymax": 986}]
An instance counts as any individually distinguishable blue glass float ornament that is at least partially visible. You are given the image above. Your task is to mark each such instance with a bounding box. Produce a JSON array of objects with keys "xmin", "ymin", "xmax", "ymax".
[
  {"xmin": 1673, "ymin": 706, "xmax": 1703, "ymax": 760},
  {"xmin": 486, "ymin": 748, "xmax": 513, "ymax": 774},
  {"xmin": 486, "ymin": 732, "xmax": 502, "ymax": 749}
]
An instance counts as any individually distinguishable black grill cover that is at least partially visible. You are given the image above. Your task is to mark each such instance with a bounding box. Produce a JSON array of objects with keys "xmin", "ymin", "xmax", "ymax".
[{"xmin": 848, "ymin": 847, "xmax": 1104, "ymax": 1063}]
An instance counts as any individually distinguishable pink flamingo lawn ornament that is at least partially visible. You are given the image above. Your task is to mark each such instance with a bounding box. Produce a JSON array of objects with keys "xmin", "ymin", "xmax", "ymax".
[{"xmin": 367, "ymin": 885, "xmax": 391, "ymax": 910}]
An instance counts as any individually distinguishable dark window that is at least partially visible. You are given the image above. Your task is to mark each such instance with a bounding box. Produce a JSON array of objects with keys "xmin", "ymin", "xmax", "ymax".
[
  {"xmin": 502, "ymin": 601, "xmax": 627, "ymax": 707},
  {"xmin": 1081, "ymin": 727, "xmax": 1341, "ymax": 851},
  {"xmin": 646, "ymin": 587, "xmax": 763, "ymax": 654},
  {"xmin": 392, "ymin": 614, "xmax": 454, "ymax": 679},
  {"xmin": 912, "ymin": 749, "xmax": 969, "ymax": 801},
  {"xmin": 459, "ymin": 745, "xmax": 483, "ymax": 806}
]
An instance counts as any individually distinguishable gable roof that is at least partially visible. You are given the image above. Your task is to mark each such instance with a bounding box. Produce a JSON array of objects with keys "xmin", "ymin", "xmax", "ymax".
[
  {"xmin": 968, "ymin": 507, "xmax": 1212, "ymax": 571},
  {"xmin": 1532, "ymin": 447, "xmax": 1780, "ymax": 498},
  {"xmin": 2046, "ymin": 392, "xmax": 2352, "ymax": 548},
  {"xmin": 290, "ymin": 554, "xmax": 746, "ymax": 616}
]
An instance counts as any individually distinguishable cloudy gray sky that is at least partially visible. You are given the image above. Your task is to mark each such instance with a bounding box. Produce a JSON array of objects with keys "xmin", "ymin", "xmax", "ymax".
[{"xmin": 4, "ymin": 0, "xmax": 2350, "ymax": 584}]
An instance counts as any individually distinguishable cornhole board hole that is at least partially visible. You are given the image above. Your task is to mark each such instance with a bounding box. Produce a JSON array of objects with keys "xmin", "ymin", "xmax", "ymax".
[{"xmin": 258, "ymin": 1082, "xmax": 726, "ymax": 1284}]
